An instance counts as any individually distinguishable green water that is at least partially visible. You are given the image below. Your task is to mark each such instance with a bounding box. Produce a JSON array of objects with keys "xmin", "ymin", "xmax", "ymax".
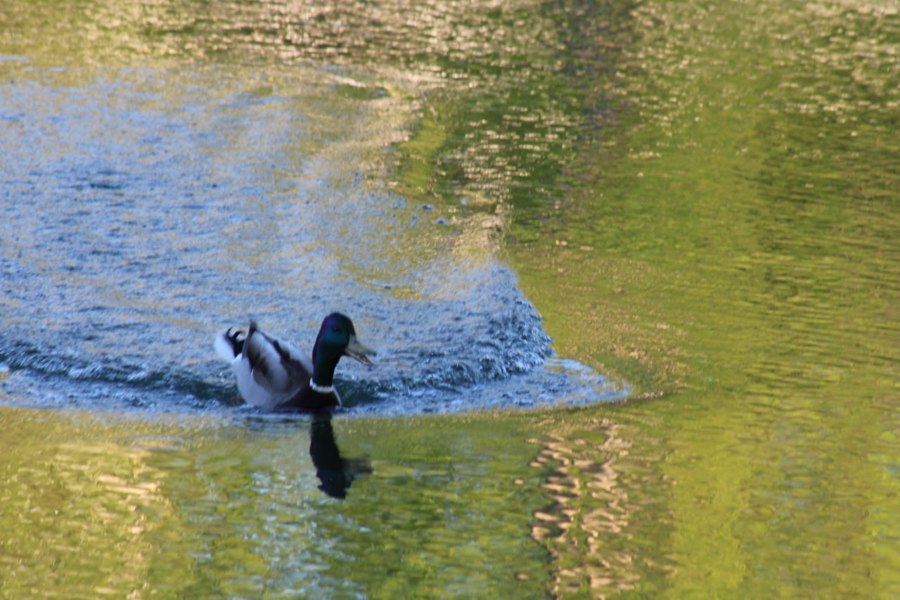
[
  {"xmin": 0, "ymin": 409, "xmax": 553, "ymax": 598},
  {"xmin": 1, "ymin": 0, "xmax": 898, "ymax": 598}
]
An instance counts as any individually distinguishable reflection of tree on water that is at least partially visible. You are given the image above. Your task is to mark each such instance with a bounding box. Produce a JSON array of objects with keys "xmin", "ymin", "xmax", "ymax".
[
  {"xmin": 309, "ymin": 413, "xmax": 372, "ymax": 499},
  {"xmin": 530, "ymin": 417, "xmax": 646, "ymax": 597}
]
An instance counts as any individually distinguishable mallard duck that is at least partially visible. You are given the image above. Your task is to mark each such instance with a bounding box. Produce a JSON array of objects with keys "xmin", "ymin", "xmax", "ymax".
[{"xmin": 214, "ymin": 313, "xmax": 375, "ymax": 411}]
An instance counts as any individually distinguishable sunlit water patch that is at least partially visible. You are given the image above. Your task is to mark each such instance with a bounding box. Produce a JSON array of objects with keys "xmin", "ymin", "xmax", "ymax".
[{"xmin": 0, "ymin": 65, "xmax": 624, "ymax": 415}]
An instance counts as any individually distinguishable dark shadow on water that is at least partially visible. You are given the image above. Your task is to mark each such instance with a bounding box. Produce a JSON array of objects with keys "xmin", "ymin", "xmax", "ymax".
[
  {"xmin": 309, "ymin": 412, "xmax": 372, "ymax": 499},
  {"xmin": 241, "ymin": 410, "xmax": 373, "ymax": 499}
]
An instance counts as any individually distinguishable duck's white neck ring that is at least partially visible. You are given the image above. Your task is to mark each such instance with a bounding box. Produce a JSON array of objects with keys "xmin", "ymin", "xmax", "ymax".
[{"xmin": 309, "ymin": 379, "xmax": 335, "ymax": 394}]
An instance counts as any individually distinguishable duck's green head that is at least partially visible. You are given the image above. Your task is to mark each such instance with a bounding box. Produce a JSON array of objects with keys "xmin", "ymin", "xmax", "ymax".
[{"xmin": 312, "ymin": 313, "xmax": 376, "ymax": 379}]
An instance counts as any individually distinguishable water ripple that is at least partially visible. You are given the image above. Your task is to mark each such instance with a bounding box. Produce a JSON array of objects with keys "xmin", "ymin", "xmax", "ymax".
[{"xmin": 0, "ymin": 66, "xmax": 625, "ymax": 415}]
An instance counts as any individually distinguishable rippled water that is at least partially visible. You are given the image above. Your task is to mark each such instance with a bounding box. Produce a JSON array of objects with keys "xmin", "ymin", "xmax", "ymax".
[
  {"xmin": 0, "ymin": 64, "xmax": 620, "ymax": 415},
  {"xmin": 1, "ymin": 0, "xmax": 898, "ymax": 598},
  {"xmin": 506, "ymin": 1, "xmax": 900, "ymax": 595}
]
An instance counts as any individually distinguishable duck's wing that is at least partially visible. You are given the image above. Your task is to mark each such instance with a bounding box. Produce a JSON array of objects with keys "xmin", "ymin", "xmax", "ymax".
[{"xmin": 243, "ymin": 324, "xmax": 312, "ymax": 397}]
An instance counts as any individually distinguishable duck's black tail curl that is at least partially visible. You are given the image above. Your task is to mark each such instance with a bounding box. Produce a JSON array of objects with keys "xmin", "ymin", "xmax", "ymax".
[{"xmin": 214, "ymin": 327, "xmax": 246, "ymax": 361}]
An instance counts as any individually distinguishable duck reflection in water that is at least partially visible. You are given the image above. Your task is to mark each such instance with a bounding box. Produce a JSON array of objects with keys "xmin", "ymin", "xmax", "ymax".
[{"xmin": 309, "ymin": 412, "xmax": 372, "ymax": 499}]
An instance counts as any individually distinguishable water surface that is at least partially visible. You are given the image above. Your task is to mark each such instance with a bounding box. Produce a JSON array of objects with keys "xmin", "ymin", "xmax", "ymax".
[{"xmin": 1, "ymin": 0, "xmax": 898, "ymax": 598}]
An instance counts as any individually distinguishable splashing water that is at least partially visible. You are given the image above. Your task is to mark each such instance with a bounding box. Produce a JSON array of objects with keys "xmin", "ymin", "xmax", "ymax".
[{"xmin": 0, "ymin": 65, "xmax": 624, "ymax": 415}]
